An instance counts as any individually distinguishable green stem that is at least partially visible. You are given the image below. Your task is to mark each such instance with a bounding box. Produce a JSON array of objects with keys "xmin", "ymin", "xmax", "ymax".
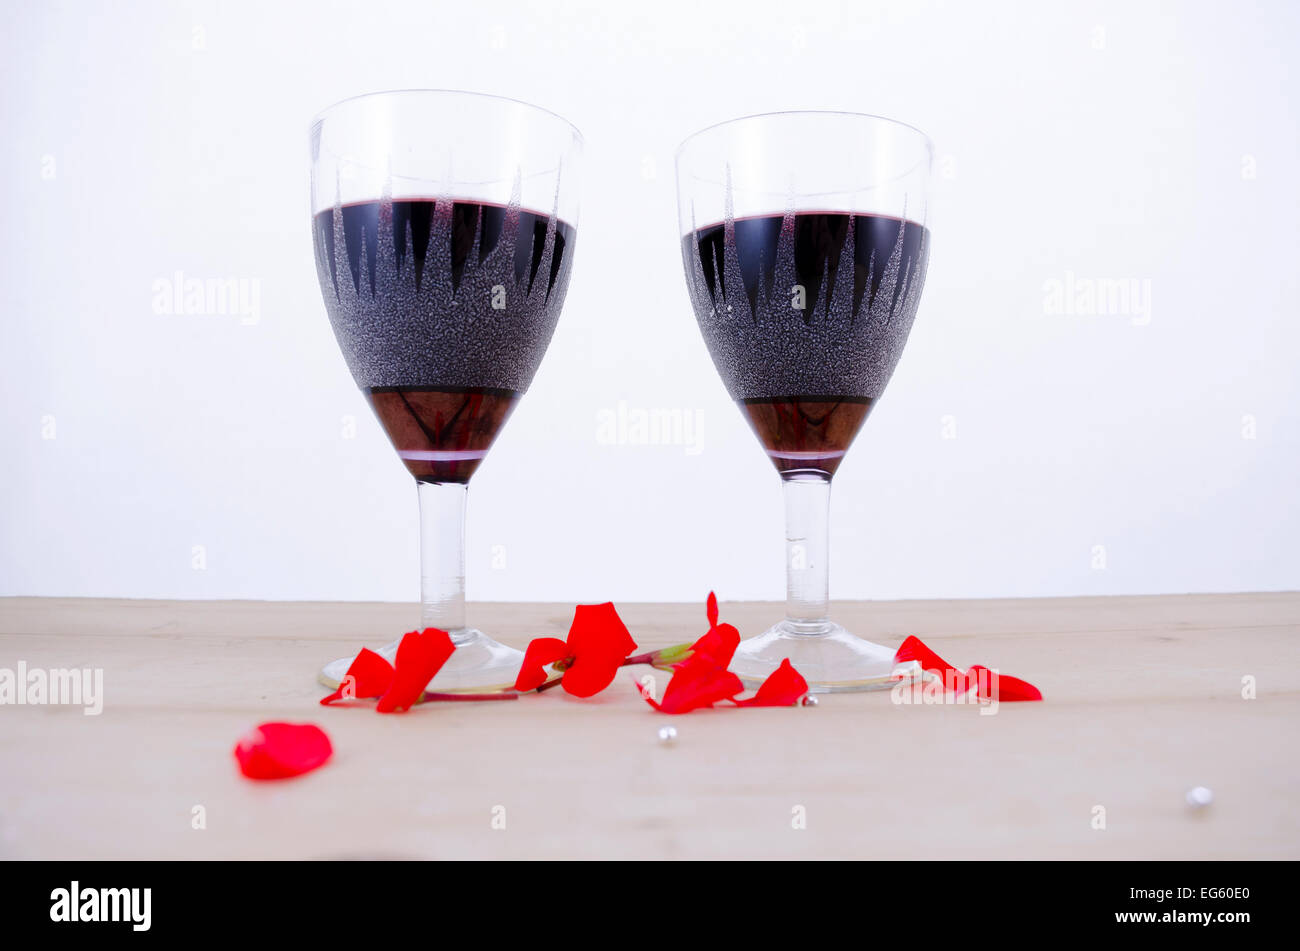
[{"xmin": 623, "ymin": 643, "xmax": 694, "ymax": 670}]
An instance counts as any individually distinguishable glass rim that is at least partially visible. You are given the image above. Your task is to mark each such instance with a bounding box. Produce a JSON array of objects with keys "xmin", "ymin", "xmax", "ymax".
[
  {"xmin": 309, "ymin": 87, "xmax": 585, "ymax": 145},
  {"xmin": 675, "ymin": 109, "xmax": 934, "ymax": 161}
]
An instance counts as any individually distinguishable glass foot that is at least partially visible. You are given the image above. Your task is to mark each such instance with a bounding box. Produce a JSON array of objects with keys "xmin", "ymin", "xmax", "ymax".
[
  {"xmin": 318, "ymin": 628, "xmax": 523, "ymax": 694},
  {"xmin": 729, "ymin": 620, "xmax": 921, "ymax": 693}
]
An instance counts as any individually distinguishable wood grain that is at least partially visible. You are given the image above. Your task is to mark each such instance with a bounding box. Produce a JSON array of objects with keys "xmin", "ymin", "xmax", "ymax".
[{"xmin": 1, "ymin": 594, "xmax": 1296, "ymax": 860}]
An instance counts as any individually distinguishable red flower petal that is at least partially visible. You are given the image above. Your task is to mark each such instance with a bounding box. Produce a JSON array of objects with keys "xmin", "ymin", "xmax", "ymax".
[
  {"xmin": 706, "ymin": 591, "xmax": 719, "ymax": 628},
  {"xmin": 320, "ymin": 648, "xmax": 394, "ymax": 705},
  {"xmin": 376, "ymin": 628, "xmax": 455, "ymax": 713},
  {"xmin": 514, "ymin": 637, "xmax": 570, "ymax": 692},
  {"xmin": 688, "ymin": 622, "xmax": 740, "ymax": 669},
  {"xmin": 734, "ymin": 658, "xmax": 809, "ymax": 707},
  {"xmin": 234, "ymin": 722, "xmax": 332, "ymax": 780},
  {"xmin": 894, "ymin": 634, "xmax": 975, "ymax": 693},
  {"xmin": 968, "ymin": 665, "xmax": 1043, "ymax": 702},
  {"xmin": 894, "ymin": 634, "xmax": 958, "ymax": 676},
  {"xmin": 653, "ymin": 655, "xmax": 745, "ymax": 714},
  {"xmin": 561, "ymin": 653, "xmax": 624, "ymax": 698},
  {"xmin": 895, "ymin": 636, "xmax": 1042, "ymax": 701},
  {"xmin": 566, "ymin": 602, "xmax": 637, "ymax": 661}
]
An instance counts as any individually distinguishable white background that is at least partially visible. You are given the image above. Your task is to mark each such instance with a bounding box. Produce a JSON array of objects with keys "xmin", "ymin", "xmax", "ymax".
[{"xmin": 2, "ymin": 0, "xmax": 1297, "ymax": 605}]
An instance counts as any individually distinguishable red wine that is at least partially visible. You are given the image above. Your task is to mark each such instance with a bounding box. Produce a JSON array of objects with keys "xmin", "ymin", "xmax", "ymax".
[
  {"xmin": 365, "ymin": 386, "xmax": 519, "ymax": 483},
  {"xmin": 684, "ymin": 211, "xmax": 929, "ymax": 475},
  {"xmin": 740, "ymin": 397, "xmax": 873, "ymax": 476},
  {"xmin": 313, "ymin": 198, "xmax": 575, "ymax": 481}
]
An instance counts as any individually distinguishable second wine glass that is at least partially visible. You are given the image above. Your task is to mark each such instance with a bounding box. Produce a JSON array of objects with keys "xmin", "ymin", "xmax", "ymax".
[{"xmin": 676, "ymin": 110, "xmax": 933, "ymax": 692}]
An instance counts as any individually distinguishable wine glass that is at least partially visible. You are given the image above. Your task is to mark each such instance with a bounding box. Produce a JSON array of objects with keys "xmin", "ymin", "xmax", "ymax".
[
  {"xmin": 310, "ymin": 89, "xmax": 582, "ymax": 691},
  {"xmin": 675, "ymin": 110, "xmax": 932, "ymax": 692}
]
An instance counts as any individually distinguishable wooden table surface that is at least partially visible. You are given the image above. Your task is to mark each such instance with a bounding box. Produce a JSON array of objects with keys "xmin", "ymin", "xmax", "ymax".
[{"xmin": 1, "ymin": 593, "xmax": 1296, "ymax": 860}]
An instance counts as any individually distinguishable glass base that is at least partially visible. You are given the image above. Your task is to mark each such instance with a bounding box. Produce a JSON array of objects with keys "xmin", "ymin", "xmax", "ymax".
[
  {"xmin": 729, "ymin": 620, "xmax": 921, "ymax": 693},
  {"xmin": 317, "ymin": 628, "xmax": 523, "ymax": 694}
]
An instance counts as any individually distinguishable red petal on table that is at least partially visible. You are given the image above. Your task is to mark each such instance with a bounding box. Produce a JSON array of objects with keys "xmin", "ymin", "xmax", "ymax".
[
  {"xmin": 894, "ymin": 634, "xmax": 958, "ymax": 676},
  {"xmin": 968, "ymin": 665, "xmax": 1043, "ymax": 702},
  {"xmin": 706, "ymin": 591, "xmax": 719, "ymax": 628},
  {"xmin": 895, "ymin": 635, "xmax": 976, "ymax": 692},
  {"xmin": 653, "ymin": 655, "xmax": 745, "ymax": 714},
  {"xmin": 234, "ymin": 722, "xmax": 332, "ymax": 780},
  {"xmin": 734, "ymin": 658, "xmax": 809, "ymax": 707},
  {"xmin": 634, "ymin": 676, "xmax": 663, "ymax": 711},
  {"xmin": 561, "ymin": 654, "xmax": 625, "ymax": 698},
  {"xmin": 320, "ymin": 648, "xmax": 394, "ymax": 705},
  {"xmin": 687, "ymin": 622, "xmax": 741, "ymax": 669},
  {"xmin": 566, "ymin": 602, "xmax": 637, "ymax": 661},
  {"xmin": 896, "ymin": 637, "xmax": 1041, "ymax": 700},
  {"xmin": 514, "ymin": 637, "xmax": 570, "ymax": 692},
  {"xmin": 376, "ymin": 628, "xmax": 455, "ymax": 713}
]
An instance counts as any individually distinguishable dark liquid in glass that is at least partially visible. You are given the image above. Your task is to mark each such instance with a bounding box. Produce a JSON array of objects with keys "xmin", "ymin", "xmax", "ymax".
[
  {"xmin": 363, "ymin": 386, "xmax": 519, "ymax": 483},
  {"xmin": 739, "ymin": 397, "xmax": 873, "ymax": 476},
  {"xmin": 313, "ymin": 198, "xmax": 575, "ymax": 482},
  {"xmin": 685, "ymin": 211, "xmax": 929, "ymax": 476}
]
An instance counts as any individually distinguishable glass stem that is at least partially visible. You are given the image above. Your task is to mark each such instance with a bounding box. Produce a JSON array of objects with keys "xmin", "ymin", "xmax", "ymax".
[
  {"xmin": 417, "ymin": 480, "xmax": 468, "ymax": 639},
  {"xmin": 782, "ymin": 472, "xmax": 833, "ymax": 634}
]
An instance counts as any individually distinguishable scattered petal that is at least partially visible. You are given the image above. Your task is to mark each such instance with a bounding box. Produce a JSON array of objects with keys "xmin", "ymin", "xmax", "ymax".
[
  {"xmin": 894, "ymin": 636, "xmax": 1042, "ymax": 702},
  {"xmin": 320, "ymin": 648, "xmax": 394, "ymax": 705},
  {"xmin": 706, "ymin": 591, "xmax": 719, "ymax": 628},
  {"xmin": 968, "ymin": 665, "xmax": 1042, "ymax": 702},
  {"xmin": 235, "ymin": 722, "xmax": 332, "ymax": 780},
  {"xmin": 514, "ymin": 637, "xmax": 570, "ymax": 692},
  {"xmin": 561, "ymin": 652, "xmax": 625, "ymax": 698},
  {"xmin": 895, "ymin": 635, "xmax": 958, "ymax": 677},
  {"xmin": 687, "ymin": 622, "xmax": 741, "ymax": 669},
  {"xmin": 376, "ymin": 628, "xmax": 455, "ymax": 713},
  {"xmin": 552, "ymin": 603, "xmax": 638, "ymax": 697},
  {"xmin": 649, "ymin": 655, "xmax": 745, "ymax": 714},
  {"xmin": 566, "ymin": 602, "xmax": 637, "ymax": 661},
  {"xmin": 895, "ymin": 635, "xmax": 974, "ymax": 693},
  {"xmin": 734, "ymin": 658, "xmax": 808, "ymax": 707}
]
